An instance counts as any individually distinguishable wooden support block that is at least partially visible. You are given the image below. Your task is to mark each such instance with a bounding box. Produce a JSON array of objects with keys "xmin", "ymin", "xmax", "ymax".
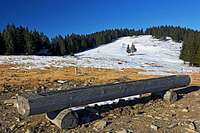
[
  {"xmin": 46, "ymin": 109, "xmax": 79, "ymax": 129},
  {"xmin": 163, "ymin": 90, "xmax": 178, "ymax": 103}
]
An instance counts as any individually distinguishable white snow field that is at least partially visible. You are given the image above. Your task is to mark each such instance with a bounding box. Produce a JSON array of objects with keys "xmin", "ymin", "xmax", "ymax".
[{"xmin": 0, "ymin": 35, "xmax": 199, "ymax": 75}]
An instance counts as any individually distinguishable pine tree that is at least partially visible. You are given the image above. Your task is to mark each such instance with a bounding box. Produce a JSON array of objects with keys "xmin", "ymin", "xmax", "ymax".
[
  {"xmin": 15, "ymin": 26, "xmax": 26, "ymax": 54},
  {"xmin": 0, "ymin": 33, "xmax": 6, "ymax": 54},
  {"xmin": 24, "ymin": 31, "xmax": 35, "ymax": 54},
  {"xmin": 51, "ymin": 36, "xmax": 65, "ymax": 56},
  {"xmin": 131, "ymin": 43, "xmax": 137, "ymax": 53},
  {"xmin": 126, "ymin": 45, "xmax": 131, "ymax": 53},
  {"xmin": 2, "ymin": 24, "xmax": 16, "ymax": 54},
  {"xmin": 80, "ymin": 39, "xmax": 88, "ymax": 51}
]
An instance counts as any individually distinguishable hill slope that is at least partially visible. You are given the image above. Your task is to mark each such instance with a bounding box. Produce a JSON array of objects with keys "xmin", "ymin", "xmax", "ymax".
[
  {"xmin": 0, "ymin": 35, "xmax": 199, "ymax": 75},
  {"xmin": 76, "ymin": 35, "xmax": 198, "ymax": 75}
]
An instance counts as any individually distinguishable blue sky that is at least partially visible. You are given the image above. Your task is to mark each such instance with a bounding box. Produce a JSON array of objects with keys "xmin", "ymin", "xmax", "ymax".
[{"xmin": 0, "ymin": 0, "xmax": 200, "ymax": 37}]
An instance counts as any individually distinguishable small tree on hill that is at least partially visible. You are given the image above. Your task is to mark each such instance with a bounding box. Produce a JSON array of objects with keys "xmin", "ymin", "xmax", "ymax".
[
  {"xmin": 126, "ymin": 44, "xmax": 131, "ymax": 53},
  {"xmin": 131, "ymin": 43, "xmax": 137, "ymax": 53},
  {"xmin": 127, "ymin": 43, "xmax": 137, "ymax": 54}
]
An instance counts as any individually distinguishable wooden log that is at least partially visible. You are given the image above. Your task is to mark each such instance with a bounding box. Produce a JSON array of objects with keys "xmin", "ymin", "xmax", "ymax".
[
  {"xmin": 17, "ymin": 75, "xmax": 190, "ymax": 116},
  {"xmin": 46, "ymin": 109, "xmax": 79, "ymax": 129}
]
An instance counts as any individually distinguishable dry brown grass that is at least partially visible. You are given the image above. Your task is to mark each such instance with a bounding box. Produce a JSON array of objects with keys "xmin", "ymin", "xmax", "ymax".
[
  {"xmin": 0, "ymin": 64, "xmax": 199, "ymax": 91},
  {"xmin": 190, "ymin": 72, "xmax": 200, "ymax": 85},
  {"xmin": 0, "ymin": 65, "xmax": 157, "ymax": 89}
]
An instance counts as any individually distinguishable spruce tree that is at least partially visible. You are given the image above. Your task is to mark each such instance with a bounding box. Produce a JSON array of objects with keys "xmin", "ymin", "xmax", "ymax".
[
  {"xmin": 51, "ymin": 36, "xmax": 65, "ymax": 56},
  {"xmin": 2, "ymin": 24, "xmax": 16, "ymax": 54},
  {"xmin": 126, "ymin": 45, "xmax": 131, "ymax": 53},
  {"xmin": 24, "ymin": 31, "xmax": 35, "ymax": 54},
  {"xmin": 131, "ymin": 43, "xmax": 137, "ymax": 53},
  {"xmin": 15, "ymin": 27, "xmax": 26, "ymax": 54},
  {"xmin": 0, "ymin": 33, "xmax": 6, "ymax": 54}
]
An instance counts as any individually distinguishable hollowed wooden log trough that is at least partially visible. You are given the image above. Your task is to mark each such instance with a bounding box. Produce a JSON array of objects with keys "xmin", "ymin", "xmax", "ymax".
[{"xmin": 16, "ymin": 75, "xmax": 191, "ymax": 129}]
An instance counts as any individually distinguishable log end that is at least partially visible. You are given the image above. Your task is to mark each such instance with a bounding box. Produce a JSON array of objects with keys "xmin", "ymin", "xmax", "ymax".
[{"xmin": 16, "ymin": 95, "xmax": 30, "ymax": 116}]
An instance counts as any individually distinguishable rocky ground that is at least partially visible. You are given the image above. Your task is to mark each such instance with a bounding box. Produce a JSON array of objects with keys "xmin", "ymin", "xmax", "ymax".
[{"xmin": 0, "ymin": 65, "xmax": 200, "ymax": 133}]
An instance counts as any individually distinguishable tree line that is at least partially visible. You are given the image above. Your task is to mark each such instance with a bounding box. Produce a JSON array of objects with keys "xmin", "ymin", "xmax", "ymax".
[
  {"xmin": 1, "ymin": 24, "xmax": 200, "ymax": 66},
  {"xmin": 146, "ymin": 26, "xmax": 200, "ymax": 66},
  {"xmin": 0, "ymin": 24, "xmax": 144, "ymax": 56},
  {"xmin": 0, "ymin": 24, "xmax": 50, "ymax": 55}
]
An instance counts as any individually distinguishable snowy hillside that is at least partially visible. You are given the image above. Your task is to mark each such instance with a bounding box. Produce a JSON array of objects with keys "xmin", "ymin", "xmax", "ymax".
[
  {"xmin": 0, "ymin": 35, "xmax": 199, "ymax": 75},
  {"xmin": 76, "ymin": 35, "xmax": 199, "ymax": 74}
]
